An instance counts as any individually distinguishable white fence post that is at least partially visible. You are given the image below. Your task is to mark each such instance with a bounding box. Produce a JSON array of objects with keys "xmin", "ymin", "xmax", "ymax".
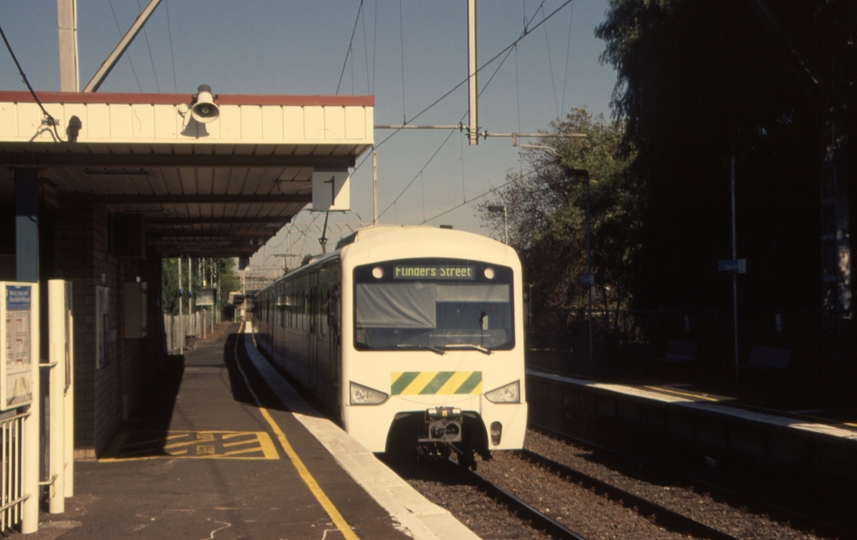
[
  {"xmin": 47, "ymin": 280, "xmax": 74, "ymax": 513},
  {"xmin": 63, "ymin": 281, "xmax": 74, "ymax": 498}
]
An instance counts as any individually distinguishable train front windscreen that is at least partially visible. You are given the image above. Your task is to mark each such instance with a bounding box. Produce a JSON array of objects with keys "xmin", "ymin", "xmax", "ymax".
[{"xmin": 353, "ymin": 258, "xmax": 514, "ymax": 352}]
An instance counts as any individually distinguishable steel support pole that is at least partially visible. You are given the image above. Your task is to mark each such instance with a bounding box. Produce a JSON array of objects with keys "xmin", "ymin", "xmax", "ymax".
[
  {"xmin": 467, "ymin": 0, "xmax": 478, "ymax": 145},
  {"xmin": 732, "ymin": 151, "xmax": 740, "ymax": 380},
  {"xmin": 586, "ymin": 173, "xmax": 593, "ymax": 363},
  {"xmin": 15, "ymin": 170, "xmax": 39, "ymax": 283}
]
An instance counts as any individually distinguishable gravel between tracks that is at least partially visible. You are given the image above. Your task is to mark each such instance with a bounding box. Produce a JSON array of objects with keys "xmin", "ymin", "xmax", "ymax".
[{"xmin": 402, "ymin": 429, "xmax": 835, "ymax": 539}]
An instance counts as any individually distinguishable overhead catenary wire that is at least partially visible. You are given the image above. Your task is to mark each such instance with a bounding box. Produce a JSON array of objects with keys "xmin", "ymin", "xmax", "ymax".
[
  {"xmin": 398, "ymin": 0, "xmax": 407, "ymax": 123},
  {"xmin": 371, "ymin": 0, "xmax": 379, "ymax": 95},
  {"xmin": 336, "ymin": 0, "xmax": 364, "ymax": 95},
  {"xmin": 165, "ymin": 0, "xmax": 178, "ymax": 93},
  {"xmin": 560, "ymin": 1, "xmax": 575, "ymax": 119},
  {"xmin": 376, "ymin": 41, "xmax": 522, "ymax": 221},
  {"xmin": 0, "ymin": 22, "xmax": 66, "ymax": 142},
  {"xmin": 540, "ymin": 4, "xmax": 561, "ymax": 119},
  {"xmin": 135, "ymin": 0, "xmax": 160, "ymax": 92},
  {"xmin": 107, "ymin": 0, "xmax": 142, "ymax": 92},
  {"xmin": 271, "ymin": 1, "xmax": 577, "ymax": 248},
  {"xmin": 420, "ymin": 156, "xmax": 556, "ymax": 225},
  {"xmin": 362, "ymin": 1, "xmax": 371, "ymax": 95},
  {"xmin": 358, "ymin": 0, "xmax": 574, "ymax": 164}
]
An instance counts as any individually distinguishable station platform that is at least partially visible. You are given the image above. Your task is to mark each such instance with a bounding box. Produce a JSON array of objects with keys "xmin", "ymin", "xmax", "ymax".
[
  {"xmin": 526, "ymin": 349, "xmax": 857, "ymax": 490},
  {"xmin": 24, "ymin": 322, "xmax": 477, "ymax": 540},
  {"xmin": 527, "ymin": 349, "xmax": 857, "ymax": 425}
]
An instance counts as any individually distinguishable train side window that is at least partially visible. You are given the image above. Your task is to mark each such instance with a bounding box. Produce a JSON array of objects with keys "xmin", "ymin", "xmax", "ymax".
[{"xmin": 328, "ymin": 283, "xmax": 340, "ymax": 333}]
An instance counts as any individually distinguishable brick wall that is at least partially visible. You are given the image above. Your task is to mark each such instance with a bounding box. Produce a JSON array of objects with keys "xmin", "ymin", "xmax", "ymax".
[{"xmin": 54, "ymin": 201, "xmax": 158, "ymax": 458}]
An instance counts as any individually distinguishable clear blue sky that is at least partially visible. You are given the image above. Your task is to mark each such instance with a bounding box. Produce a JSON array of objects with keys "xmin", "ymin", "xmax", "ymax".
[{"xmin": 0, "ymin": 0, "xmax": 617, "ymax": 268}]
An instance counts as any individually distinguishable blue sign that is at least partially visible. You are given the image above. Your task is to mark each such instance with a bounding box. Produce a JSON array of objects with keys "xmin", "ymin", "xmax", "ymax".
[{"xmin": 5, "ymin": 286, "xmax": 31, "ymax": 311}]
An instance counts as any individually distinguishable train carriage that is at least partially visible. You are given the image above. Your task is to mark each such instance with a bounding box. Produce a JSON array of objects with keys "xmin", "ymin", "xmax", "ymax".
[{"xmin": 255, "ymin": 225, "xmax": 527, "ymax": 464}]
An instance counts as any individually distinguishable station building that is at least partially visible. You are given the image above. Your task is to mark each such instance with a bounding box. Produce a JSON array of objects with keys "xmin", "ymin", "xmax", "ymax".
[{"xmin": 0, "ymin": 89, "xmax": 374, "ymax": 457}]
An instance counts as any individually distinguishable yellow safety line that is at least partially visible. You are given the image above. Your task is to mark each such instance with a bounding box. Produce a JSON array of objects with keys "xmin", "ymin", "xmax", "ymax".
[{"xmin": 236, "ymin": 322, "xmax": 358, "ymax": 540}]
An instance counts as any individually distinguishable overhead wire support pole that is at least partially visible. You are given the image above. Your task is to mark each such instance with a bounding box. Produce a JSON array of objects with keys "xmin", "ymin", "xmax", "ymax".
[
  {"xmin": 372, "ymin": 151, "xmax": 378, "ymax": 226},
  {"xmin": 57, "ymin": 0, "xmax": 79, "ymax": 92},
  {"xmin": 467, "ymin": 0, "xmax": 478, "ymax": 145}
]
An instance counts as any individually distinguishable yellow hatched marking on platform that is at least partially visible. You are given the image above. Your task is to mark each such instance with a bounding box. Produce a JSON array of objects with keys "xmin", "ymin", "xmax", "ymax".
[
  {"xmin": 113, "ymin": 433, "xmax": 189, "ymax": 450},
  {"xmin": 99, "ymin": 431, "xmax": 278, "ymax": 461},
  {"xmin": 235, "ymin": 321, "xmax": 358, "ymax": 540}
]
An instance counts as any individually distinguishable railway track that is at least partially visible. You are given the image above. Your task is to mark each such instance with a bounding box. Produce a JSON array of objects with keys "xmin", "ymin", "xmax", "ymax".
[
  {"xmin": 397, "ymin": 448, "xmax": 744, "ymax": 539},
  {"xmin": 505, "ymin": 449, "xmax": 736, "ymax": 540},
  {"xmin": 461, "ymin": 450, "xmax": 742, "ymax": 540},
  {"xmin": 394, "ymin": 426, "xmax": 850, "ymax": 539},
  {"xmin": 456, "ymin": 459, "xmax": 588, "ymax": 540}
]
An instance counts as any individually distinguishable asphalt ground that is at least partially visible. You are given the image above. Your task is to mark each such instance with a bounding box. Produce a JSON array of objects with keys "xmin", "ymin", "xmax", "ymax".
[{"xmin": 23, "ymin": 322, "xmax": 415, "ymax": 540}]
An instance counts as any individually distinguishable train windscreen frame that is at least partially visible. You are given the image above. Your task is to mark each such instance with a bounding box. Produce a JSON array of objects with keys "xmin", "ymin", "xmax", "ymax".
[{"xmin": 353, "ymin": 258, "xmax": 514, "ymax": 352}]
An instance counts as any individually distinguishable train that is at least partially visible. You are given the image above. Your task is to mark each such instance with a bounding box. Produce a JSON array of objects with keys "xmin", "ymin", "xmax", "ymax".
[{"xmin": 253, "ymin": 225, "xmax": 527, "ymax": 466}]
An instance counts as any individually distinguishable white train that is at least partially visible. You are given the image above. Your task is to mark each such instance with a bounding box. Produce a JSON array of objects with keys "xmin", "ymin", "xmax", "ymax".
[{"xmin": 254, "ymin": 225, "xmax": 527, "ymax": 466}]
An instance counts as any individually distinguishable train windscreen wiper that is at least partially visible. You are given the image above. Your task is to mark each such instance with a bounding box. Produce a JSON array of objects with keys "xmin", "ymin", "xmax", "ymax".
[
  {"xmin": 443, "ymin": 343, "xmax": 492, "ymax": 355},
  {"xmin": 396, "ymin": 344, "xmax": 446, "ymax": 355}
]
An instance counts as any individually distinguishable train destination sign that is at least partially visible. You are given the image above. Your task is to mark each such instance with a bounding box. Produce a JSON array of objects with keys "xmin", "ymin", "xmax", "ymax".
[{"xmin": 393, "ymin": 265, "xmax": 475, "ymax": 280}]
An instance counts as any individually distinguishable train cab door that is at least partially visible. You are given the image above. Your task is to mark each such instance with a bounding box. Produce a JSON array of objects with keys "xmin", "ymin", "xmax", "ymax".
[{"xmin": 308, "ymin": 273, "xmax": 319, "ymax": 390}]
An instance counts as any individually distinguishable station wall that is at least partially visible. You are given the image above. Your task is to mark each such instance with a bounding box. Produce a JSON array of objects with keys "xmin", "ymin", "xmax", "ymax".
[{"xmin": 11, "ymin": 195, "xmax": 166, "ymax": 458}]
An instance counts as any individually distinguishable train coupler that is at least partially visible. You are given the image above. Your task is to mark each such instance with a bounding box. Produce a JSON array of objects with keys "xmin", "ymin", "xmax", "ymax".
[{"xmin": 418, "ymin": 407, "xmax": 463, "ymax": 443}]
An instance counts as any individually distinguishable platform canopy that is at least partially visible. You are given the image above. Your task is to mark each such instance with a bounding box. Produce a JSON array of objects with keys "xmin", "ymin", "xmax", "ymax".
[{"xmin": 0, "ymin": 91, "xmax": 374, "ymax": 258}]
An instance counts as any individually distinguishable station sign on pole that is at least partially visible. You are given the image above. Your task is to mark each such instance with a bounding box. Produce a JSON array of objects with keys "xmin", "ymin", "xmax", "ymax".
[
  {"xmin": 2, "ymin": 283, "xmax": 35, "ymax": 408},
  {"xmin": 196, "ymin": 289, "xmax": 216, "ymax": 306},
  {"xmin": 718, "ymin": 259, "xmax": 747, "ymax": 274},
  {"xmin": 0, "ymin": 282, "xmax": 40, "ymax": 533}
]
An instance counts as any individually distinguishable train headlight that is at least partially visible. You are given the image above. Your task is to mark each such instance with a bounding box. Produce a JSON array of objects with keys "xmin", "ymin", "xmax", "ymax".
[
  {"xmin": 484, "ymin": 380, "xmax": 520, "ymax": 403},
  {"xmin": 350, "ymin": 382, "xmax": 388, "ymax": 405}
]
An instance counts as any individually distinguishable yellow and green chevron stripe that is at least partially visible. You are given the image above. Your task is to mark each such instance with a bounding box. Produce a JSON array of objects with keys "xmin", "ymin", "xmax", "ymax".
[{"xmin": 391, "ymin": 371, "xmax": 482, "ymax": 396}]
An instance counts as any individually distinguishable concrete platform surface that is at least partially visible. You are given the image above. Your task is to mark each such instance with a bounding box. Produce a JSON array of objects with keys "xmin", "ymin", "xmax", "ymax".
[{"xmin": 21, "ymin": 322, "xmax": 477, "ymax": 540}]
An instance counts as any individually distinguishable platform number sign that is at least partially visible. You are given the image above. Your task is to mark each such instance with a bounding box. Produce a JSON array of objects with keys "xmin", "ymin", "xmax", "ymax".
[{"xmin": 2, "ymin": 283, "xmax": 34, "ymax": 409}]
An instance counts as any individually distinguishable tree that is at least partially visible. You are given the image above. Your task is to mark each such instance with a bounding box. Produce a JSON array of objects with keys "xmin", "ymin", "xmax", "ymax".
[
  {"xmin": 480, "ymin": 108, "xmax": 638, "ymax": 318},
  {"xmin": 595, "ymin": 0, "xmax": 857, "ymax": 384},
  {"xmin": 162, "ymin": 257, "xmax": 240, "ymax": 315},
  {"xmin": 595, "ymin": 0, "xmax": 856, "ymax": 312}
]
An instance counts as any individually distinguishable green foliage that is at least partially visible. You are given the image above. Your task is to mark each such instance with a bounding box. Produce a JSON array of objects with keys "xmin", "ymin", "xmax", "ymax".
[
  {"xmin": 161, "ymin": 257, "xmax": 241, "ymax": 315},
  {"xmin": 480, "ymin": 108, "xmax": 638, "ymax": 313},
  {"xmin": 595, "ymin": 0, "xmax": 857, "ymax": 314}
]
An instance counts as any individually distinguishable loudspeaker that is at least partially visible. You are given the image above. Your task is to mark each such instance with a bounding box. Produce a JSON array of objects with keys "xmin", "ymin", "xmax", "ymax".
[{"xmin": 191, "ymin": 84, "xmax": 219, "ymax": 124}]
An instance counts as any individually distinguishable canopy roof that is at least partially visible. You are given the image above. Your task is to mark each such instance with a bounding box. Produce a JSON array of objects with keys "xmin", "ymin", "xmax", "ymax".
[{"xmin": 0, "ymin": 90, "xmax": 374, "ymax": 258}]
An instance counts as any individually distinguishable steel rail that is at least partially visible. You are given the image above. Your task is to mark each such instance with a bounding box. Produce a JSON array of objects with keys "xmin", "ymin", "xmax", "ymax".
[
  {"xmin": 514, "ymin": 448, "xmax": 737, "ymax": 540},
  {"xmin": 528, "ymin": 422, "xmax": 853, "ymax": 540},
  {"xmin": 455, "ymin": 460, "xmax": 588, "ymax": 540}
]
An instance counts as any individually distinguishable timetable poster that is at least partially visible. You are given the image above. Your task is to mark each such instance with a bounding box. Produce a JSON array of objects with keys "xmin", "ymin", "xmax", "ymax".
[{"xmin": 5, "ymin": 285, "xmax": 33, "ymax": 407}]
